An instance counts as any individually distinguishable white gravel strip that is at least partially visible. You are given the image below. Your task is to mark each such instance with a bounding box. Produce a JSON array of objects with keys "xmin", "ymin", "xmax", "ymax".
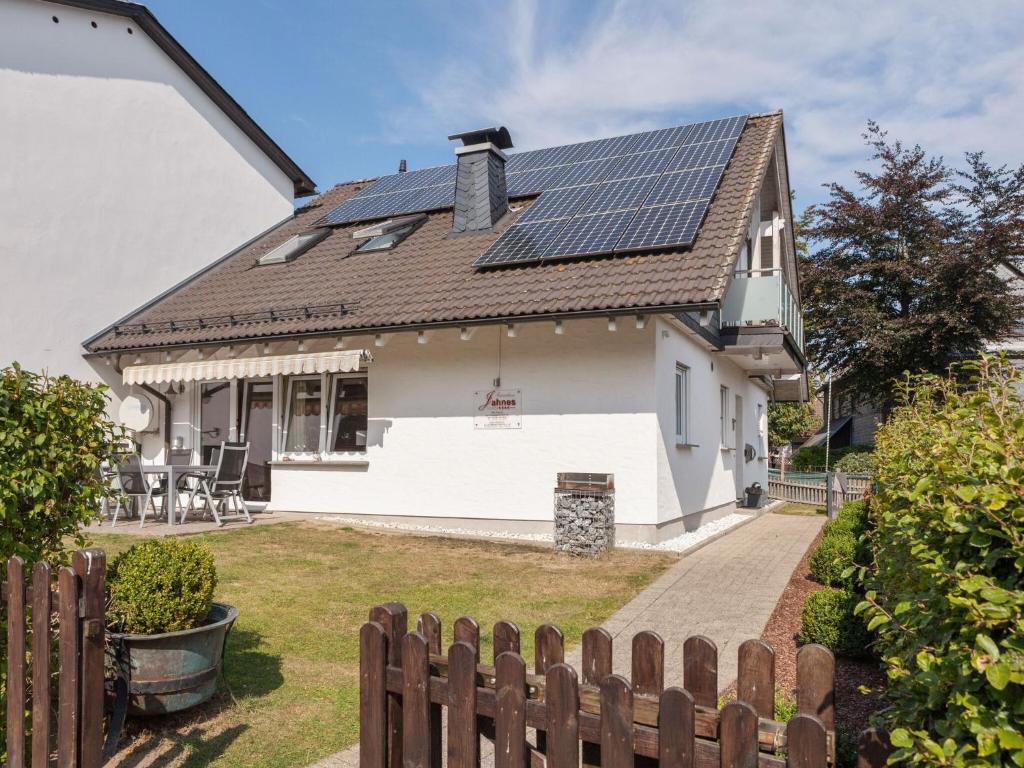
[
  {"xmin": 313, "ymin": 510, "xmax": 755, "ymax": 553},
  {"xmin": 616, "ymin": 512, "xmax": 753, "ymax": 553}
]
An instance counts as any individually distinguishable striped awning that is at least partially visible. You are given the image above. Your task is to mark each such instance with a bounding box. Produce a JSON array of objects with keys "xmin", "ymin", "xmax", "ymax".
[{"xmin": 122, "ymin": 349, "xmax": 367, "ymax": 386}]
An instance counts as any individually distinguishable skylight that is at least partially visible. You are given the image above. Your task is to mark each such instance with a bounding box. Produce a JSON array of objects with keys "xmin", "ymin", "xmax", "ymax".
[
  {"xmin": 353, "ymin": 214, "xmax": 425, "ymax": 253},
  {"xmin": 257, "ymin": 229, "xmax": 330, "ymax": 265}
]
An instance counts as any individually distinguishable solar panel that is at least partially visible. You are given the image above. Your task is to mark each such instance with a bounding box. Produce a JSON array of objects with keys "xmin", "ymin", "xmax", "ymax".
[
  {"xmin": 604, "ymin": 147, "xmax": 678, "ymax": 182},
  {"xmin": 576, "ymin": 176, "xmax": 657, "ymax": 216},
  {"xmin": 614, "ymin": 200, "xmax": 706, "ymax": 252},
  {"xmin": 667, "ymin": 137, "xmax": 739, "ymax": 173},
  {"xmin": 685, "ymin": 115, "xmax": 747, "ymax": 144},
  {"xmin": 546, "ymin": 210, "xmax": 635, "ymax": 260},
  {"xmin": 517, "ymin": 185, "xmax": 599, "ymax": 224},
  {"xmin": 644, "ymin": 166, "xmax": 724, "ymax": 208},
  {"xmin": 626, "ymin": 125, "xmax": 692, "ymax": 155},
  {"xmin": 473, "ymin": 219, "xmax": 567, "ymax": 267}
]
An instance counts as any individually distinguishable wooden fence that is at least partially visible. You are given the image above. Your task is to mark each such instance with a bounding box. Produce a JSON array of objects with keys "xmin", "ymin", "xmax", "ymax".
[
  {"xmin": 767, "ymin": 470, "xmax": 870, "ymax": 509},
  {"xmin": 359, "ymin": 602, "xmax": 894, "ymax": 768},
  {"xmin": 2, "ymin": 549, "xmax": 107, "ymax": 768}
]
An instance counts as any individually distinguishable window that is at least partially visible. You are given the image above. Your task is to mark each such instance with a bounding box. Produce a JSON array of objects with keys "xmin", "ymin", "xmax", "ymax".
[
  {"xmin": 674, "ymin": 364, "xmax": 689, "ymax": 444},
  {"xmin": 720, "ymin": 386, "xmax": 730, "ymax": 447},
  {"xmin": 353, "ymin": 214, "xmax": 424, "ymax": 253},
  {"xmin": 257, "ymin": 228, "xmax": 330, "ymax": 265},
  {"xmin": 328, "ymin": 375, "xmax": 368, "ymax": 451},
  {"xmin": 283, "ymin": 377, "xmax": 323, "ymax": 452}
]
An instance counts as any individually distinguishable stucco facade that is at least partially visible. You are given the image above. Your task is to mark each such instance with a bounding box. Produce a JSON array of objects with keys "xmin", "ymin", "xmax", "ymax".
[{"xmin": 0, "ymin": 0, "xmax": 300, "ymax": 409}]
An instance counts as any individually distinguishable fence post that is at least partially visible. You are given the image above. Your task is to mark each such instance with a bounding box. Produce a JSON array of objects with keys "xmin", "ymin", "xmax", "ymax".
[
  {"xmin": 825, "ymin": 473, "xmax": 835, "ymax": 519},
  {"xmin": 72, "ymin": 548, "xmax": 106, "ymax": 768},
  {"xmin": 369, "ymin": 602, "xmax": 408, "ymax": 768}
]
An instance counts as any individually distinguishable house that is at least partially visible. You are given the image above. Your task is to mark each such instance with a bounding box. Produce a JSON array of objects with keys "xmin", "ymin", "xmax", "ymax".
[
  {"xmin": 0, "ymin": 0, "xmax": 314, "ymax": 418},
  {"xmin": 83, "ymin": 112, "xmax": 807, "ymax": 543}
]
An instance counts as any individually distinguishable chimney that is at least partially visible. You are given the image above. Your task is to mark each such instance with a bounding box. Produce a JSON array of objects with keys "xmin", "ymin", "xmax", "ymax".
[
  {"xmin": 448, "ymin": 126, "xmax": 513, "ymax": 233},
  {"xmin": 398, "ymin": 159, "xmax": 407, "ymax": 173}
]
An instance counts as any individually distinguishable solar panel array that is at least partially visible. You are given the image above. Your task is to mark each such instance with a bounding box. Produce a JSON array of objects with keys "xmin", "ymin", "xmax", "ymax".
[
  {"xmin": 314, "ymin": 114, "xmax": 747, "ymax": 264},
  {"xmin": 474, "ymin": 115, "xmax": 747, "ymax": 267}
]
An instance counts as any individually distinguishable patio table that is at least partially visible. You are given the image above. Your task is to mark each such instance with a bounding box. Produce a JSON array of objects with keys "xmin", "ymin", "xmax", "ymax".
[{"xmin": 141, "ymin": 464, "xmax": 216, "ymax": 525}]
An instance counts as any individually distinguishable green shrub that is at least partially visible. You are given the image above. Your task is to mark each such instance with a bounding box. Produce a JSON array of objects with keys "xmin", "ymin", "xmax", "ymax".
[
  {"xmin": 861, "ymin": 356, "xmax": 1024, "ymax": 766},
  {"xmin": 108, "ymin": 539, "xmax": 217, "ymax": 635},
  {"xmin": 0, "ymin": 364, "xmax": 123, "ymax": 564},
  {"xmin": 833, "ymin": 449, "xmax": 875, "ymax": 475},
  {"xmin": 809, "ymin": 531, "xmax": 857, "ymax": 587},
  {"xmin": 790, "ymin": 444, "xmax": 872, "ymax": 471},
  {"xmin": 799, "ymin": 587, "xmax": 870, "ymax": 657},
  {"xmin": 835, "ymin": 499, "xmax": 869, "ymax": 535}
]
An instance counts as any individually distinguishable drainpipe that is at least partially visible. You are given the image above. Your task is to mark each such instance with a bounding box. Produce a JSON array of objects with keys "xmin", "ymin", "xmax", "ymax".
[{"xmin": 113, "ymin": 355, "xmax": 172, "ymax": 458}]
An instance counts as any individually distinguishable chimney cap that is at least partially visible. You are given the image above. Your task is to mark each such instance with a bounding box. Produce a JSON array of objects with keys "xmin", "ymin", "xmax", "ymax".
[{"xmin": 448, "ymin": 126, "xmax": 513, "ymax": 150}]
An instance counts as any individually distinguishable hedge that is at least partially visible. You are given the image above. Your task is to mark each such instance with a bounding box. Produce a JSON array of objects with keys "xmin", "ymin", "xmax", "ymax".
[
  {"xmin": 809, "ymin": 531, "xmax": 857, "ymax": 587},
  {"xmin": 790, "ymin": 444, "xmax": 873, "ymax": 471},
  {"xmin": 859, "ymin": 357, "xmax": 1024, "ymax": 766},
  {"xmin": 799, "ymin": 587, "xmax": 870, "ymax": 658}
]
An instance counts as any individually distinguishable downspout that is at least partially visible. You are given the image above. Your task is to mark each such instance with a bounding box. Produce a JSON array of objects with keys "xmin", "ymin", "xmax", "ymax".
[{"xmin": 113, "ymin": 355, "xmax": 172, "ymax": 458}]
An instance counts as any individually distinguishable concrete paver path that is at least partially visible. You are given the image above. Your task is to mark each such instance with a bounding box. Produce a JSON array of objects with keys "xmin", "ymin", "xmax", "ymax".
[{"xmin": 309, "ymin": 511, "xmax": 822, "ymax": 768}]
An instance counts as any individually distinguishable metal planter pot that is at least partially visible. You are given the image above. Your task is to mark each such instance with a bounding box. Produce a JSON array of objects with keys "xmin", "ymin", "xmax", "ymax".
[{"xmin": 107, "ymin": 602, "xmax": 238, "ymax": 716}]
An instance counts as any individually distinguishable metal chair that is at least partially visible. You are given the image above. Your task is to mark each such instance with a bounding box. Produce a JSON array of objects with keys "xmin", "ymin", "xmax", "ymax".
[
  {"xmin": 183, "ymin": 442, "xmax": 252, "ymax": 526},
  {"xmin": 112, "ymin": 454, "xmax": 167, "ymax": 528}
]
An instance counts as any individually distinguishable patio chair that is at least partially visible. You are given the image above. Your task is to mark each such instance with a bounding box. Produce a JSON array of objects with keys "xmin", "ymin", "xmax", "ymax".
[
  {"xmin": 111, "ymin": 453, "xmax": 167, "ymax": 528},
  {"xmin": 183, "ymin": 442, "xmax": 252, "ymax": 526}
]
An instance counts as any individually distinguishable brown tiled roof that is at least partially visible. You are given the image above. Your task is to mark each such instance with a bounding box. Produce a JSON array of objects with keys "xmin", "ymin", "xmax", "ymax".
[{"xmin": 87, "ymin": 113, "xmax": 782, "ymax": 352}]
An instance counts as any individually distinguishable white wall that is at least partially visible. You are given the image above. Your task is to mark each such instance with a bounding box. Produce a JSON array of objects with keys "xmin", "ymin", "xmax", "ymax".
[
  {"xmin": 653, "ymin": 317, "xmax": 769, "ymax": 526},
  {"xmin": 0, "ymin": 0, "xmax": 295, "ymax": 409},
  {"xmin": 269, "ymin": 320, "xmax": 662, "ymax": 527}
]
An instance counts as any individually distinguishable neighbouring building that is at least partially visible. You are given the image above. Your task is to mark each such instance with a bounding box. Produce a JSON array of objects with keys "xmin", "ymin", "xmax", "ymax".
[
  {"xmin": 0, "ymin": 0, "xmax": 314, "ymax": 417},
  {"xmin": 84, "ymin": 112, "xmax": 807, "ymax": 542}
]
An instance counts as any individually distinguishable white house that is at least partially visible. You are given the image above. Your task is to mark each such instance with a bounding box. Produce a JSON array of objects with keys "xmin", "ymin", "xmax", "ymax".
[
  {"xmin": 84, "ymin": 113, "xmax": 806, "ymax": 542},
  {"xmin": 0, "ymin": 0, "xmax": 314, "ymax": 416}
]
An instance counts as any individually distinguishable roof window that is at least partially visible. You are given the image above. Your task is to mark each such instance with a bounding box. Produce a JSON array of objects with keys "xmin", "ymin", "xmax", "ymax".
[
  {"xmin": 353, "ymin": 214, "xmax": 425, "ymax": 253},
  {"xmin": 257, "ymin": 228, "xmax": 330, "ymax": 265}
]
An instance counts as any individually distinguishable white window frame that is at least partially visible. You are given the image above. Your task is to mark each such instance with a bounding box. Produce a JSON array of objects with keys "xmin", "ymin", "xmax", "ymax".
[
  {"xmin": 326, "ymin": 372, "xmax": 369, "ymax": 454},
  {"xmin": 281, "ymin": 375, "xmax": 326, "ymax": 456},
  {"xmin": 674, "ymin": 364, "xmax": 692, "ymax": 446},
  {"xmin": 720, "ymin": 385, "xmax": 731, "ymax": 449}
]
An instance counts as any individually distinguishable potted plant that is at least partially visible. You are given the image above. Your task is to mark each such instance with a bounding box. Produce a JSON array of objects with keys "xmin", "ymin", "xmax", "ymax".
[{"xmin": 106, "ymin": 538, "xmax": 237, "ymax": 715}]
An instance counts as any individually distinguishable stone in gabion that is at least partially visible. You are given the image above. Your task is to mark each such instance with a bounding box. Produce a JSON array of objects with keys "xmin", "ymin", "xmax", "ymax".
[{"xmin": 554, "ymin": 491, "xmax": 615, "ymax": 556}]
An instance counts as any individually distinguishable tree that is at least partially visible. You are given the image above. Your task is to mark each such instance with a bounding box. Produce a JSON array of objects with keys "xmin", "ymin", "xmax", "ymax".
[
  {"xmin": 767, "ymin": 401, "xmax": 817, "ymax": 450},
  {"xmin": 800, "ymin": 123, "xmax": 1024, "ymax": 410}
]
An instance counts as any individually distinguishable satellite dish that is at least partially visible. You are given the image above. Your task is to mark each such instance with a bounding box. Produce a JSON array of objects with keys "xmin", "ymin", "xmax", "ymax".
[{"xmin": 119, "ymin": 393, "xmax": 157, "ymax": 433}]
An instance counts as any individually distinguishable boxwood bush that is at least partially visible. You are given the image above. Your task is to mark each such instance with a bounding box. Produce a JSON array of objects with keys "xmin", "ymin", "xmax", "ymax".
[
  {"xmin": 800, "ymin": 587, "xmax": 870, "ymax": 658},
  {"xmin": 790, "ymin": 444, "xmax": 873, "ymax": 471},
  {"xmin": 859, "ymin": 357, "xmax": 1024, "ymax": 766},
  {"xmin": 833, "ymin": 449, "xmax": 876, "ymax": 475},
  {"xmin": 107, "ymin": 539, "xmax": 217, "ymax": 635},
  {"xmin": 809, "ymin": 531, "xmax": 857, "ymax": 587}
]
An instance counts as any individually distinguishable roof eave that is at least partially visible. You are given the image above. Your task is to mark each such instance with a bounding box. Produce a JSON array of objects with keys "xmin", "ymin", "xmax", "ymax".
[{"xmin": 44, "ymin": 0, "xmax": 317, "ymax": 197}]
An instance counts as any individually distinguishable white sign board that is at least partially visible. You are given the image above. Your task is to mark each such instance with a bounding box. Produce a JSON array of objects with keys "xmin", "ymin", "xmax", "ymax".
[{"xmin": 474, "ymin": 388, "xmax": 522, "ymax": 430}]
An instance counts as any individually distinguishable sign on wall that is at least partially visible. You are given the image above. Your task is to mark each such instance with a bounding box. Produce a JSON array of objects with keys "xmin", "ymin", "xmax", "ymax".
[{"xmin": 474, "ymin": 388, "xmax": 522, "ymax": 429}]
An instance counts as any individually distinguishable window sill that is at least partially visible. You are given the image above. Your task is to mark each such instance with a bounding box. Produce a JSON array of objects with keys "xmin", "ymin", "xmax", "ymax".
[
  {"xmin": 675, "ymin": 440, "xmax": 699, "ymax": 448},
  {"xmin": 720, "ymin": 445, "xmax": 734, "ymax": 452},
  {"xmin": 271, "ymin": 457, "xmax": 369, "ymax": 467}
]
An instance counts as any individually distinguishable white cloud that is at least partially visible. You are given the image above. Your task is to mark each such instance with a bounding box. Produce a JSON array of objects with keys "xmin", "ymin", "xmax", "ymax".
[{"xmin": 397, "ymin": 0, "xmax": 1024, "ymax": 207}]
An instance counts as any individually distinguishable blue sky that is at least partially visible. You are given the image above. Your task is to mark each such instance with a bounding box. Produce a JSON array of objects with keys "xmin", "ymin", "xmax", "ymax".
[{"xmin": 147, "ymin": 0, "xmax": 1024, "ymax": 209}]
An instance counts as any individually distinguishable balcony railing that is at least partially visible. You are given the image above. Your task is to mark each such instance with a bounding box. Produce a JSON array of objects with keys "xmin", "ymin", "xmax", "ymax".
[{"xmin": 720, "ymin": 269, "xmax": 804, "ymax": 351}]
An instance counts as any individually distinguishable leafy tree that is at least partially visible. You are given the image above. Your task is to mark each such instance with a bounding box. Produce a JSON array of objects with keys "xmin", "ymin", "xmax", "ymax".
[
  {"xmin": 767, "ymin": 401, "xmax": 816, "ymax": 449},
  {"xmin": 801, "ymin": 123, "xmax": 1024, "ymax": 410}
]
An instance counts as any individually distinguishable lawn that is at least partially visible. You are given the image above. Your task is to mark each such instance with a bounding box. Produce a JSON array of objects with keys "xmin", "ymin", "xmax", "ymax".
[{"xmin": 89, "ymin": 521, "xmax": 673, "ymax": 768}]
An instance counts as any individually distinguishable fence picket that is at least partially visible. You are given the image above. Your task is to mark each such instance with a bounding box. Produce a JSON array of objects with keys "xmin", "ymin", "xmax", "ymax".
[
  {"xmin": 417, "ymin": 613, "xmax": 443, "ymax": 768},
  {"xmin": 720, "ymin": 701, "xmax": 758, "ymax": 768},
  {"xmin": 370, "ymin": 602, "xmax": 408, "ymax": 768},
  {"xmin": 454, "ymin": 616, "xmax": 481, "ymax": 660},
  {"xmin": 534, "ymin": 624, "xmax": 564, "ymax": 754},
  {"xmin": 632, "ymin": 631, "xmax": 663, "ymax": 768},
  {"xmin": 360, "ymin": 622, "xmax": 388, "ymax": 768},
  {"xmin": 599, "ymin": 675, "xmax": 634, "ymax": 768},
  {"xmin": 73, "ymin": 549, "xmax": 105, "ymax": 768},
  {"xmin": 495, "ymin": 652, "xmax": 527, "ymax": 768},
  {"xmin": 545, "ymin": 664, "xmax": 579, "ymax": 768},
  {"xmin": 56, "ymin": 566, "xmax": 80, "ymax": 768},
  {"xmin": 659, "ymin": 687, "xmax": 695, "ymax": 768},
  {"xmin": 785, "ymin": 714, "xmax": 827, "ymax": 768},
  {"xmin": 447, "ymin": 641, "xmax": 479, "ymax": 768},
  {"xmin": 7, "ymin": 556, "xmax": 27, "ymax": 768},
  {"xmin": 493, "ymin": 620, "xmax": 520, "ymax": 660},
  {"xmin": 682, "ymin": 636, "xmax": 718, "ymax": 709},
  {"xmin": 796, "ymin": 645, "xmax": 834, "ymax": 731},
  {"xmin": 856, "ymin": 728, "xmax": 892, "ymax": 768},
  {"xmin": 31, "ymin": 561, "xmax": 52, "ymax": 768},
  {"xmin": 737, "ymin": 640, "xmax": 774, "ymax": 719},
  {"xmin": 402, "ymin": 632, "xmax": 433, "ymax": 768},
  {"xmin": 581, "ymin": 628, "xmax": 612, "ymax": 768}
]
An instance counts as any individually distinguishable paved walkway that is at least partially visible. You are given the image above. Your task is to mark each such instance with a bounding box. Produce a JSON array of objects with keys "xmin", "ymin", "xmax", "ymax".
[{"xmin": 308, "ymin": 511, "xmax": 823, "ymax": 768}]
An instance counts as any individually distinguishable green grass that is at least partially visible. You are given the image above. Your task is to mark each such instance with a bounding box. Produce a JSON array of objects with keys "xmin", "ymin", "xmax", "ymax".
[
  {"xmin": 772, "ymin": 502, "xmax": 826, "ymax": 516},
  {"xmin": 90, "ymin": 522, "xmax": 672, "ymax": 768}
]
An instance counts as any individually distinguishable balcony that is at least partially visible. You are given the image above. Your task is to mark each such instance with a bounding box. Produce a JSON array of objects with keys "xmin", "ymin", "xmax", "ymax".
[{"xmin": 718, "ymin": 269, "xmax": 806, "ymax": 387}]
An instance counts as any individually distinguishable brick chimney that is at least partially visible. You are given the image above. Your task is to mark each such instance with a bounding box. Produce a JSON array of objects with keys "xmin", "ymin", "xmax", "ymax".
[{"xmin": 448, "ymin": 126, "xmax": 513, "ymax": 233}]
